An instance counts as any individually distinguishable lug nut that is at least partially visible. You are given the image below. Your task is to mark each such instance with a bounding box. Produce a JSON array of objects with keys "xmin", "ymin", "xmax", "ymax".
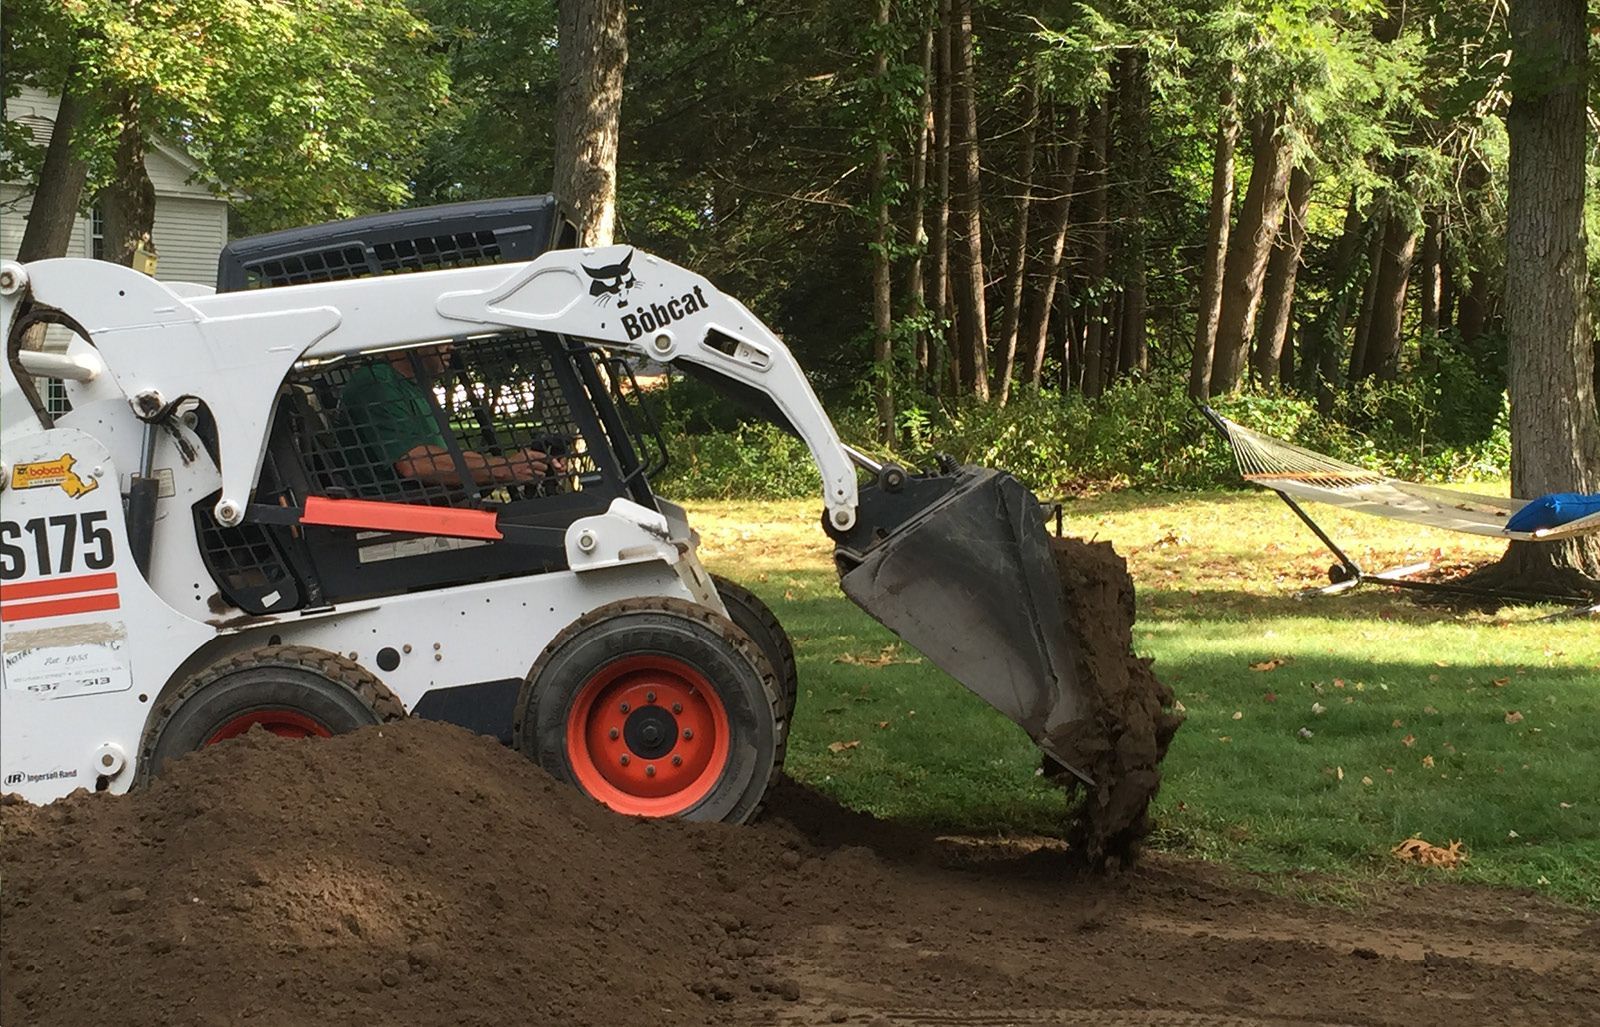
[
  {"xmin": 620, "ymin": 703, "xmax": 630, "ymax": 714},
  {"xmin": 672, "ymin": 703, "xmax": 682, "ymax": 713},
  {"xmin": 671, "ymin": 755, "xmax": 683, "ymax": 767},
  {"xmin": 645, "ymin": 691, "xmax": 656, "ymax": 704},
  {"xmin": 683, "ymin": 729, "xmax": 694, "ymax": 740},
  {"xmin": 645, "ymin": 765, "xmax": 656, "ymax": 777},
  {"xmin": 620, "ymin": 755, "xmax": 631, "ymax": 766},
  {"xmin": 608, "ymin": 728, "xmax": 620, "ymax": 740}
]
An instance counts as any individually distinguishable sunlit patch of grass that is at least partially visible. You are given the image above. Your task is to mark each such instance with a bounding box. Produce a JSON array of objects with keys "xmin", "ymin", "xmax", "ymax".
[{"xmin": 680, "ymin": 489, "xmax": 1600, "ymax": 905}]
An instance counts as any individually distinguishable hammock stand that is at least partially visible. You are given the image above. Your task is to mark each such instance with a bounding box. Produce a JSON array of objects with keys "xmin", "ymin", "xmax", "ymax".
[{"xmin": 1199, "ymin": 406, "xmax": 1600, "ymax": 618}]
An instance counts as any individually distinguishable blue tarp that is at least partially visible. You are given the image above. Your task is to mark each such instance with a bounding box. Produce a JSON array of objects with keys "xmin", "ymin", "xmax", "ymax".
[{"xmin": 1505, "ymin": 492, "xmax": 1600, "ymax": 533}]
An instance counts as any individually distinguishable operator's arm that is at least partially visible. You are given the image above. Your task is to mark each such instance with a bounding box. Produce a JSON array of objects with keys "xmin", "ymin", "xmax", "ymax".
[{"xmin": 394, "ymin": 444, "xmax": 550, "ymax": 486}]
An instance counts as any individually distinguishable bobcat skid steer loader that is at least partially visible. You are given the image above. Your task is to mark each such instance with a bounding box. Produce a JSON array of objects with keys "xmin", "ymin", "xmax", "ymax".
[{"xmin": 0, "ymin": 197, "xmax": 1090, "ymax": 822}]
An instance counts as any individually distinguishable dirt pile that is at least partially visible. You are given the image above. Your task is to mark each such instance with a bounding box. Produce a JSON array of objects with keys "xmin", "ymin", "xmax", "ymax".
[
  {"xmin": 0, "ymin": 721, "xmax": 818, "ymax": 1027},
  {"xmin": 5, "ymin": 719, "xmax": 1598, "ymax": 1027},
  {"xmin": 1045, "ymin": 537, "xmax": 1183, "ymax": 870}
]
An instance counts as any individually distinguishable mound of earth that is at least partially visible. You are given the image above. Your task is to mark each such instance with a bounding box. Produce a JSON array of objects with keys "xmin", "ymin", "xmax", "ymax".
[
  {"xmin": 0, "ymin": 721, "xmax": 810, "ymax": 1027},
  {"xmin": 1045, "ymin": 537, "xmax": 1183, "ymax": 870},
  {"xmin": 6, "ymin": 720, "xmax": 1598, "ymax": 1027}
]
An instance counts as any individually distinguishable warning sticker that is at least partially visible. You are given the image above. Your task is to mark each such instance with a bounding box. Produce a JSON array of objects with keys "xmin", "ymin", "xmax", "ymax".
[{"xmin": 10, "ymin": 453, "xmax": 97, "ymax": 499}]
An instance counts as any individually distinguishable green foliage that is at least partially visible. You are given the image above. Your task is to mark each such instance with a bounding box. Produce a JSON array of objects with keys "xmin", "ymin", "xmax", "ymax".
[
  {"xmin": 651, "ymin": 370, "xmax": 1512, "ymax": 502},
  {"xmin": 3, "ymin": 0, "xmax": 447, "ymax": 231}
]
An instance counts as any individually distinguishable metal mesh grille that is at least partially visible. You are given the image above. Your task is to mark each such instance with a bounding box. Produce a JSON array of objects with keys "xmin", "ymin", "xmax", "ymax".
[
  {"xmin": 194, "ymin": 507, "xmax": 296, "ymax": 612},
  {"xmin": 372, "ymin": 231, "xmax": 502, "ymax": 273},
  {"xmin": 240, "ymin": 231, "xmax": 505, "ymax": 288},
  {"xmin": 244, "ymin": 245, "xmax": 370, "ymax": 288},
  {"xmin": 283, "ymin": 332, "xmax": 598, "ymax": 507}
]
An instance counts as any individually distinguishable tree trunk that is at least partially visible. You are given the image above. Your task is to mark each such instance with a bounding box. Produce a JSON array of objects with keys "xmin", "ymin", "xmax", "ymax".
[
  {"xmin": 949, "ymin": 0, "xmax": 988, "ymax": 399},
  {"xmin": 908, "ymin": 14, "xmax": 936, "ymax": 377},
  {"xmin": 869, "ymin": 0, "xmax": 894, "ymax": 444},
  {"xmin": 17, "ymin": 75, "xmax": 89, "ymax": 262},
  {"xmin": 1366, "ymin": 203, "xmax": 1419, "ymax": 381},
  {"xmin": 1187, "ymin": 88, "xmax": 1239, "ymax": 400},
  {"xmin": 1418, "ymin": 208, "xmax": 1442, "ymax": 337},
  {"xmin": 1079, "ymin": 100, "xmax": 1110, "ymax": 398},
  {"xmin": 1022, "ymin": 108, "xmax": 1083, "ymax": 388},
  {"xmin": 1438, "ymin": 234, "xmax": 1456, "ymax": 337},
  {"xmin": 993, "ymin": 70, "xmax": 1040, "ymax": 405},
  {"xmin": 1314, "ymin": 189, "xmax": 1364, "ymax": 408},
  {"xmin": 1348, "ymin": 213, "xmax": 1386, "ymax": 381},
  {"xmin": 1116, "ymin": 52, "xmax": 1150, "ymax": 378},
  {"xmin": 1499, "ymin": 0, "xmax": 1600, "ymax": 579},
  {"xmin": 1457, "ymin": 265, "xmax": 1489, "ymax": 346},
  {"xmin": 554, "ymin": 0, "xmax": 627, "ymax": 246},
  {"xmin": 101, "ymin": 90, "xmax": 156, "ymax": 268},
  {"xmin": 932, "ymin": 0, "xmax": 954, "ymax": 392},
  {"xmin": 1252, "ymin": 165, "xmax": 1313, "ymax": 386},
  {"xmin": 1210, "ymin": 108, "xmax": 1293, "ymax": 394}
]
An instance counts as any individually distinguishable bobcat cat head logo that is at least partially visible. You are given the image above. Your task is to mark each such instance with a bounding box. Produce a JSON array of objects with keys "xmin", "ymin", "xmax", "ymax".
[{"xmin": 582, "ymin": 249, "xmax": 638, "ymax": 308}]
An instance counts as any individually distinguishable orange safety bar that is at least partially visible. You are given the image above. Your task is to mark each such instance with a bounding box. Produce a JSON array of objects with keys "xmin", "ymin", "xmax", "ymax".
[{"xmin": 300, "ymin": 496, "xmax": 504, "ymax": 540}]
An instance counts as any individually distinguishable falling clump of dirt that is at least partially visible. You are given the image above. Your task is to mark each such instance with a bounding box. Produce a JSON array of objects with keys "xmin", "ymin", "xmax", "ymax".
[{"xmin": 1044, "ymin": 536, "xmax": 1183, "ymax": 871}]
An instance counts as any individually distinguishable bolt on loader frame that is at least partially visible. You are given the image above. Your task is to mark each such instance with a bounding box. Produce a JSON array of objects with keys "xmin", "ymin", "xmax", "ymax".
[{"xmin": 0, "ymin": 197, "xmax": 1093, "ymax": 817}]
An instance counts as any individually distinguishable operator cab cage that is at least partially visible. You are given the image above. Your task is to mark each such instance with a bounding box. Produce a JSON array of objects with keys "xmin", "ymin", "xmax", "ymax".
[{"xmin": 200, "ymin": 196, "xmax": 671, "ymax": 615}]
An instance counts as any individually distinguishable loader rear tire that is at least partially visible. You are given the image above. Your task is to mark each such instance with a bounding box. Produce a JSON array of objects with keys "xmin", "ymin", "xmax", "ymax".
[
  {"xmin": 139, "ymin": 646, "xmax": 405, "ymax": 784},
  {"xmin": 711, "ymin": 574, "xmax": 798, "ymax": 762},
  {"xmin": 515, "ymin": 598, "xmax": 779, "ymax": 824}
]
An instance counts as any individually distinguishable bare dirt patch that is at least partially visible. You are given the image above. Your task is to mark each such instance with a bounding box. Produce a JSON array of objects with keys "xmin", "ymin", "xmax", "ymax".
[{"xmin": 4, "ymin": 721, "xmax": 1597, "ymax": 1027}]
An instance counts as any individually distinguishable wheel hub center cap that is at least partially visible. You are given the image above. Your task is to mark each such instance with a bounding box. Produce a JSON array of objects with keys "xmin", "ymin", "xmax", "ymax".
[{"xmin": 623, "ymin": 705, "xmax": 679, "ymax": 760}]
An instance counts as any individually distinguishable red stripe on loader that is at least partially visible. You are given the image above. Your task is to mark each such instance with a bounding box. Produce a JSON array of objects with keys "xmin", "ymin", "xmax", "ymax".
[
  {"xmin": 1, "ymin": 591, "xmax": 120, "ymax": 622},
  {"xmin": 0, "ymin": 572, "xmax": 119, "ymax": 602},
  {"xmin": 300, "ymin": 496, "xmax": 504, "ymax": 540}
]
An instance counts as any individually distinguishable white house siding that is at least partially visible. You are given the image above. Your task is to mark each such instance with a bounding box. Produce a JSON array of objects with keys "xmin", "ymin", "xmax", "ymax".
[{"xmin": 151, "ymin": 196, "xmax": 228, "ymax": 286}]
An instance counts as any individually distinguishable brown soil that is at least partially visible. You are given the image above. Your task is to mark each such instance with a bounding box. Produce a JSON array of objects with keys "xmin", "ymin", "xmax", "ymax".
[
  {"xmin": 5, "ymin": 721, "xmax": 1599, "ymax": 1027},
  {"xmin": 1045, "ymin": 537, "xmax": 1183, "ymax": 870}
]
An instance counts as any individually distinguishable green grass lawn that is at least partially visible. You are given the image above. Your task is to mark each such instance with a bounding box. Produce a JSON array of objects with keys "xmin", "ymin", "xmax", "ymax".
[{"xmin": 683, "ymin": 489, "xmax": 1600, "ymax": 904}]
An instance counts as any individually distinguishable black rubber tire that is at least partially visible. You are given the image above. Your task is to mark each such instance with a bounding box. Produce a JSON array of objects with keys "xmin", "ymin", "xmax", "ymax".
[
  {"xmin": 711, "ymin": 573, "xmax": 798, "ymax": 764},
  {"xmin": 513, "ymin": 597, "xmax": 780, "ymax": 825},
  {"xmin": 139, "ymin": 645, "xmax": 405, "ymax": 784}
]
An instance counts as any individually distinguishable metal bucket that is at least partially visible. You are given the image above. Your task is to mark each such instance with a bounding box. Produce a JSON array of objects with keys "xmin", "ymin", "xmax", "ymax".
[{"xmin": 831, "ymin": 466, "xmax": 1092, "ymax": 781}]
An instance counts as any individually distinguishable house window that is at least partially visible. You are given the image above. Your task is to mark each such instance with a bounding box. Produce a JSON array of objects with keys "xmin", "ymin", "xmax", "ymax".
[{"xmin": 91, "ymin": 206, "xmax": 104, "ymax": 260}]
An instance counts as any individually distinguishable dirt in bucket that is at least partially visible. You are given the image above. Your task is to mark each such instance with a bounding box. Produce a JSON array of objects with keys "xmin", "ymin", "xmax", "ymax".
[{"xmin": 1042, "ymin": 536, "xmax": 1184, "ymax": 871}]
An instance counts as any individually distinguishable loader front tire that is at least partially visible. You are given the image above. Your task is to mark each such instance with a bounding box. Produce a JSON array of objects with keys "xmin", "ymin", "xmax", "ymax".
[
  {"xmin": 139, "ymin": 646, "xmax": 405, "ymax": 784},
  {"xmin": 515, "ymin": 598, "xmax": 779, "ymax": 824},
  {"xmin": 711, "ymin": 574, "xmax": 798, "ymax": 762}
]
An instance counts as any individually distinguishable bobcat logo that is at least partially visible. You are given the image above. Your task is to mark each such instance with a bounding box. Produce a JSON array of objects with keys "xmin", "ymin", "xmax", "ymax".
[{"xmin": 581, "ymin": 249, "xmax": 639, "ymax": 308}]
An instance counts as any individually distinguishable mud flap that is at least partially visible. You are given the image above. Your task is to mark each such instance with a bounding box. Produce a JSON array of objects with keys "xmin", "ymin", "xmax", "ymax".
[{"xmin": 833, "ymin": 466, "xmax": 1093, "ymax": 783}]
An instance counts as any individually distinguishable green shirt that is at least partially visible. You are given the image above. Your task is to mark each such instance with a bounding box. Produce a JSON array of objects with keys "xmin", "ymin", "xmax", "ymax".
[{"xmin": 334, "ymin": 362, "xmax": 448, "ymax": 489}]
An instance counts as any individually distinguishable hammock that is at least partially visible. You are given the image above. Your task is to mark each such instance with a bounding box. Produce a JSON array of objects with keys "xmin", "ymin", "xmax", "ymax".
[{"xmin": 1209, "ymin": 411, "xmax": 1600, "ymax": 543}]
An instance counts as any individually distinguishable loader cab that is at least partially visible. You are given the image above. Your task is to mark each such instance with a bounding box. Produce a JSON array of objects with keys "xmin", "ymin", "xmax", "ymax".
[{"xmin": 197, "ymin": 198, "xmax": 669, "ymax": 615}]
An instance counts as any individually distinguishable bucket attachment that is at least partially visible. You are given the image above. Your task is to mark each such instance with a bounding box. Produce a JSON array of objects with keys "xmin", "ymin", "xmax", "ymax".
[{"xmin": 830, "ymin": 465, "xmax": 1092, "ymax": 781}]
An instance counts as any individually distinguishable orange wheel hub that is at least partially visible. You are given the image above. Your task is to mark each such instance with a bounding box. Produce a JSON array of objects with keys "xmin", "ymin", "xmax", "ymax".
[
  {"xmin": 206, "ymin": 710, "xmax": 332, "ymax": 744},
  {"xmin": 565, "ymin": 654, "xmax": 731, "ymax": 817}
]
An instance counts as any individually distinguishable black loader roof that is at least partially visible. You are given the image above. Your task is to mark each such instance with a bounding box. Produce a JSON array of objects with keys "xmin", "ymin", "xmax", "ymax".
[{"xmin": 216, "ymin": 195, "xmax": 580, "ymax": 292}]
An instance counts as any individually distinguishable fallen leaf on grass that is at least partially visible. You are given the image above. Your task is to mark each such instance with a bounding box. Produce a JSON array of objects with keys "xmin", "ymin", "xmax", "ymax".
[
  {"xmin": 1311, "ymin": 702, "xmax": 1327, "ymax": 716},
  {"xmin": 1423, "ymin": 705, "xmax": 1439, "ymax": 714},
  {"xmin": 1263, "ymin": 692, "xmax": 1278, "ymax": 703},
  {"xmin": 1505, "ymin": 711, "xmax": 1524, "ymax": 724},
  {"xmin": 1422, "ymin": 755, "xmax": 1435, "ymax": 768},
  {"xmin": 1391, "ymin": 837, "xmax": 1466, "ymax": 869},
  {"xmin": 1232, "ymin": 711, "xmax": 1243, "ymax": 720},
  {"xmin": 1402, "ymin": 734, "xmax": 1416, "ymax": 748},
  {"xmin": 1250, "ymin": 657, "xmax": 1290, "ymax": 672},
  {"xmin": 1492, "ymin": 677, "xmax": 1510, "ymax": 688},
  {"xmin": 1361, "ymin": 776, "xmax": 1374, "ymax": 786},
  {"xmin": 826, "ymin": 740, "xmax": 860, "ymax": 753},
  {"xmin": 834, "ymin": 643, "xmax": 922, "ymax": 667},
  {"xmin": 875, "ymin": 721, "xmax": 890, "ymax": 730}
]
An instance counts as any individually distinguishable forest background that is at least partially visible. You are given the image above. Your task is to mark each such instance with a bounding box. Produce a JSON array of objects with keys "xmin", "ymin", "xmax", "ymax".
[{"xmin": 6, "ymin": 0, "xmax": 1599, "ymax": 580}]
